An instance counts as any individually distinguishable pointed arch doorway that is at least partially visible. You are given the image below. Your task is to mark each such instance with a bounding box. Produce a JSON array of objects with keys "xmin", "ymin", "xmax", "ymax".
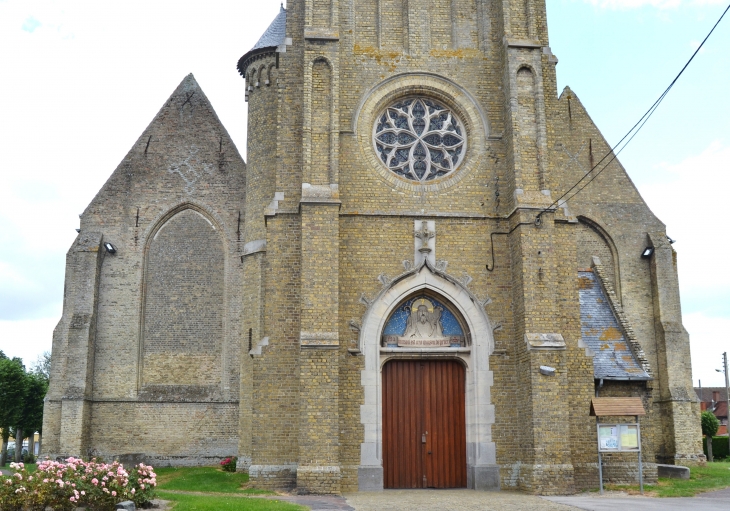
[
  {"xmin": 383, "ymin": 359, "xmax": 467, "ymax": 488},
  {"xmin": 357, "ymin": 263, "xmax": 499, "ymax": 491}
]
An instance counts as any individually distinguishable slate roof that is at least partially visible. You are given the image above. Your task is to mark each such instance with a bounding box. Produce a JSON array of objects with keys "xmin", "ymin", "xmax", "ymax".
[
  {"xmin": 695, "ymin": 387, "xmax": 729, "ymax": 404},
  {"xmin": 249, "ymin": 5, "xmax": 287, "ymax": 52},
  {"xmin": 579, "ymin": 270, "xmax": 651, "ymax": 381},
  {"xmin": 238, "ymin": 6, "xmax": 287, "ymax": 77}
]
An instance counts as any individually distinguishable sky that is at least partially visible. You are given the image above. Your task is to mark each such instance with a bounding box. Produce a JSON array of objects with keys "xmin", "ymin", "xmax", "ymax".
[{"xmin": 0, "ymin": 0, "xmax": 728, "ymax": 386}]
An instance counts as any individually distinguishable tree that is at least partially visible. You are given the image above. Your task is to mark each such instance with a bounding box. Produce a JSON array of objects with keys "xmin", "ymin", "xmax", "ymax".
[
  {"xmin": 28, "ymin": 351, "xmax": 51, "ymax": 457},
  {"xmin": 31, "ymin": 351, "xmax": 51, "ymax": 382},
  {"xmin": 18, "ymin": 372, "xmax": 48, "ymax": 459},
  {"xmin": 701, "ymin": 410, "xmax": 720, "ymax": 462},
  {"xmin": 0, "ymin": 356, "xmax": 27, "ymax": 466}
]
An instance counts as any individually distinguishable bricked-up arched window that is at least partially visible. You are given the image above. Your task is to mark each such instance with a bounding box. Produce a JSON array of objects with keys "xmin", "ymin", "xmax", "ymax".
[
  {"xmin": 141, "ymin": 208, "xmax": 224, "ymax": 388},
  {"xmin": 373, "ymin": 97, "xmax": 466, "ymax": 183}
]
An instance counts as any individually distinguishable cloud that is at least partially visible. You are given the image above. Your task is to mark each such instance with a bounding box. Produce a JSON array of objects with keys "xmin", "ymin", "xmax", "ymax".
[
  {"xmin": 0, "ymin": 317, "xmax": 57, "ymax": 366},
  {"xmin": 585, "ymin": 0, "xmax": 681, "ymax": 9},
  {"xmin": 635, "ymin": 141, "xmax": 730, "ymax": 387},
  {"xmin": 0, "ymin": 252, "xmax": 63, "ymax": 320},
  {"xmin": 687, "ymin": 312, "xmax": 730, "ymax": 387},
  {"xmin": 21, "ymin": 16, "xmax": 40, "ymax": 33},
  {"xmin": 0, "ymin": 0, "xmax": 282, "ymax": 324},
  {"xmin": 0, "ymin": 178, "xmax": 74, "ymax": 320},
  {"xmin": 638, "ymin": 140, "xmax": 730, "ymax": 314},
  {"xmin": 584, "ymin": 0, "xmax": 724, "ymax": 8}
]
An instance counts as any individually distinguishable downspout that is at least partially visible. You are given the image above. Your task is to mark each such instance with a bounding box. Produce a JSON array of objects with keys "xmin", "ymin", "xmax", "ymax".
[{"xmin": 596, "ymin": 378, "xmax": 604, "ymax": 397}]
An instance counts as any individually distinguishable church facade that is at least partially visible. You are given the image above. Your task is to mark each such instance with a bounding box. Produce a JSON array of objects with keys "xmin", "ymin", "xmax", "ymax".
[{"xmin": 43, "ymin": 0, "xmax": 704, "ymax": 495}]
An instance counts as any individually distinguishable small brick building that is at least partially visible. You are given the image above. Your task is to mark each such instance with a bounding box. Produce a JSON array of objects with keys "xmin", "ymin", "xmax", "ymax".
[
  {"xmin": 697, "ymin": 388, "xmax": 729, "ymax": 435},
  {"xmin": 43, "ymin": 0, "xmax": 704, "ymax": 495}
]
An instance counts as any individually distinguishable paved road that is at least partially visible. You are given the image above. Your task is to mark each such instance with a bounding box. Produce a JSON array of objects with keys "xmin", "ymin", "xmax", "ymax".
[
  {"xmin": 272, "ymin": 494, "xmax": 356, "ymax": 510},
  {"xmin": 544, "ymin": 490, "xmax": 730, "ymax": 511},
  {"xmin": 340, "ymin": 489, "xmax": 730, "ymax": 511},
  {"xmin": 3, "ymin": 470, "xmax": 729, "ymax": 511},
  {"xmin": 344, "ymin": 490, "xmax": 577, "ymax": 511}
]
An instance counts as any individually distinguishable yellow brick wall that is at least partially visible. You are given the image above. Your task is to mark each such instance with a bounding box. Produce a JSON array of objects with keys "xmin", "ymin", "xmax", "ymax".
[{"xmin": 43, "ymin": 0, "xmax": 704, "ymax": 496}]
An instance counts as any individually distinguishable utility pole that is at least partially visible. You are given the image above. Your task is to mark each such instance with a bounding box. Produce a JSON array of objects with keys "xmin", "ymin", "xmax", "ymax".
[
  {"xmin": 722, "ymin": 351, "xmax": 730, "ymax": 435},
  {"xmin": 718, "ymin": 353, "xmax": 730, "ymax": 435}
]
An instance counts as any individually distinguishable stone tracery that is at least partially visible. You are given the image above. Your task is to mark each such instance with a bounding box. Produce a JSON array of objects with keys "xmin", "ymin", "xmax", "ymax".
[{"xmin": 373, "ymin": 97, "xmax": 466, "ymax": 182}]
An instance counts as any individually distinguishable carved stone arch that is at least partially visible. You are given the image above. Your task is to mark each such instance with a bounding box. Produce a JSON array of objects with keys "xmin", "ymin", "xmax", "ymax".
[
  {"xmin": 304, "ymin": 56, "xmax": 335, "ymax": 184},
  {"xmin": 353, "ymin": 72, "xmax": 490, "ymax": 141},
  {"xmin": 137, "ymin": 203, "xmax": 229, "ymax": 397},
  {"xmin": 357, "ymin": 262, "xmax": 498, "ymax": 490},
  {"xmin": 266, "ymin": 62, "xmax": 276, "ymax": 85},
  {"xmin": 576, "ymin": 215, "xmax": 622, "ymax": 299},
  {"xmin": 138, "ymin": 201, "xmax": 232, "ymax": 251},
  {"xmin": 515, "ymin": 65, "xmax": 541, "ymax": 190},
  {"xmin": 508, "ymin": 56, "xmax": 548, "ymax": 193},
  {"xmin": 256, "ymin": 65, "xmax": 266, "ymax": 87},
  {"xmin": 311, "ymin": 55, "xmax": 333, "ymax": 70},
  {"xmin": 516, "ymin": 63, "xmax": 537, "ymax": 76},
  {"xmin": 380, "ymin": 288, "xmax": 472, "ymax": 348}
]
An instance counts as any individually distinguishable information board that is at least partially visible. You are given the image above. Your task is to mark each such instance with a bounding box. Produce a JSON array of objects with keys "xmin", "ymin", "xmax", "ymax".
[{"xmin": 597, "ymin": 423, "xmax": 640, "ymax": 452}]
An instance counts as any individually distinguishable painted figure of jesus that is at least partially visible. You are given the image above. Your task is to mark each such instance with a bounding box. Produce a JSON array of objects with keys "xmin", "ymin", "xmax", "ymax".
[{"xmin": 402, "ymin": 298, "xmax": 445, "ymax": 339}]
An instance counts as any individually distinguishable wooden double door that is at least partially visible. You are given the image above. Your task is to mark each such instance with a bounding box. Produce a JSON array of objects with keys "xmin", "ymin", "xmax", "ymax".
[{"xmin": 382, "ymin": 359, "xmax": 467, "ymax": 488}]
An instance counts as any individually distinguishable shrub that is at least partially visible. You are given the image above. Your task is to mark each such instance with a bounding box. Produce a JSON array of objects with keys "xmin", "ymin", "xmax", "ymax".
[
  {"xmin": 701, "ymin": 411, "xmax": 720, "ymax": 437},
  {"xmin": 703, "ymin": 436, "xmax": 730, "ymax": 460},
  {"xmin": 220, "ymin": 457, "xmax": 237, "ymax": 472},
  {"xmin": 0, "ymin": 458, "xmax": 157, "ymax": 511}
]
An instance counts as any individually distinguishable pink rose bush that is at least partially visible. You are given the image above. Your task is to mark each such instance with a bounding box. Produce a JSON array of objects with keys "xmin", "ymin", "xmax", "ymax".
[
  {"xmin": 220, "ymin": 456, "xmax": 237, "ymax": 473},
  {"xmin": 0, "ymin": 458, "xmax": 156, "ymax": 511}
]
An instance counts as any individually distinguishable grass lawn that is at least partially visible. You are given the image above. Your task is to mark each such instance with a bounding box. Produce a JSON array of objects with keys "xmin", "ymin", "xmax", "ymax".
[
  {"xmin": 604, "ymin": 460, "xmax": 730, "ymax": 497},
  {"xmin": 156, "ymin": 467, "xmax": 273, "ymax": 494},
  {"xmin": 157, "ymin": 492, "xmax": 306, "ymax": 511},
  {"xmin": 155, "ymin": 467, "xmax": 304, "ymax": 511}
]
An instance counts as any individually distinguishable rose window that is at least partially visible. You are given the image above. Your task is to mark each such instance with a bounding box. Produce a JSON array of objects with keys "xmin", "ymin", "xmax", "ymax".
[{"xmin": 373, "ymin": 97, "xmax": 466, "ymax": 182}]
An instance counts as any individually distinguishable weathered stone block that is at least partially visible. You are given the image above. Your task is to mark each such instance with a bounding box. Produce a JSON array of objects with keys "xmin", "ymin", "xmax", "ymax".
[{"xmin": 657, "ymin": 464, "xmax": 690, "ymax": 479}]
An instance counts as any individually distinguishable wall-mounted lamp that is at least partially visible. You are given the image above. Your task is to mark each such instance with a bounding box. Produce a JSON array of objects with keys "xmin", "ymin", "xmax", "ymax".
[
  {"xmin": 75, "ymin": 229, "xmax": 81, "ymax": 233},
  {"xmin": 641, "ymin": 247, "xmax": 654, "ymax": 259},
  {"xmin": 539, "ymin": 365, "xmax": 556, "ymax": 376},
  {"xmin": 104, "ymin": 242, "xmax": 117, "ymax": 254},
  {"xmin": 667, "ymin": 236, "xmax": 676, "ymax": 245}
]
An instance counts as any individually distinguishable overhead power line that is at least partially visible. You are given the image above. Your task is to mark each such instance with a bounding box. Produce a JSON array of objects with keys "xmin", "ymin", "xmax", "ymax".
[{"xmin": 538, "ymin": 2, "xmax": 730, "ymax": 219}]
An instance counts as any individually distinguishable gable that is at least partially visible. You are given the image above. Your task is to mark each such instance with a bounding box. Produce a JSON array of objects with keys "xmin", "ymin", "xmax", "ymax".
[{"xmin": 80, "ymin": 74, "xmax": 246, "ymax": 227}]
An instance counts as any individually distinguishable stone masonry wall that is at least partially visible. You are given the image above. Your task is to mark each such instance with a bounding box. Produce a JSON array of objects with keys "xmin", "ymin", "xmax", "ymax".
[
  {"xmin": 45, "ymin": 0, "xmax": 703, "ymax": 493},
  {"xmin": 43, "ymin": 74, "xmax": 246, "ymax": 464},
  {"xmin": 249, "ymin": 213, "xmax": 301, "ymax": 490}
]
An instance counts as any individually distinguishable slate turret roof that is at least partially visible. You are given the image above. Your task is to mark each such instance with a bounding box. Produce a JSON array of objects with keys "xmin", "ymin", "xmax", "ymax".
[
  {"xmin": 237, "ymin": 5, "xmax": 287, "ymax": 77},
  {"xmin": 579, "ymin": 270, "xmax": 651, "ymax": 381}
]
